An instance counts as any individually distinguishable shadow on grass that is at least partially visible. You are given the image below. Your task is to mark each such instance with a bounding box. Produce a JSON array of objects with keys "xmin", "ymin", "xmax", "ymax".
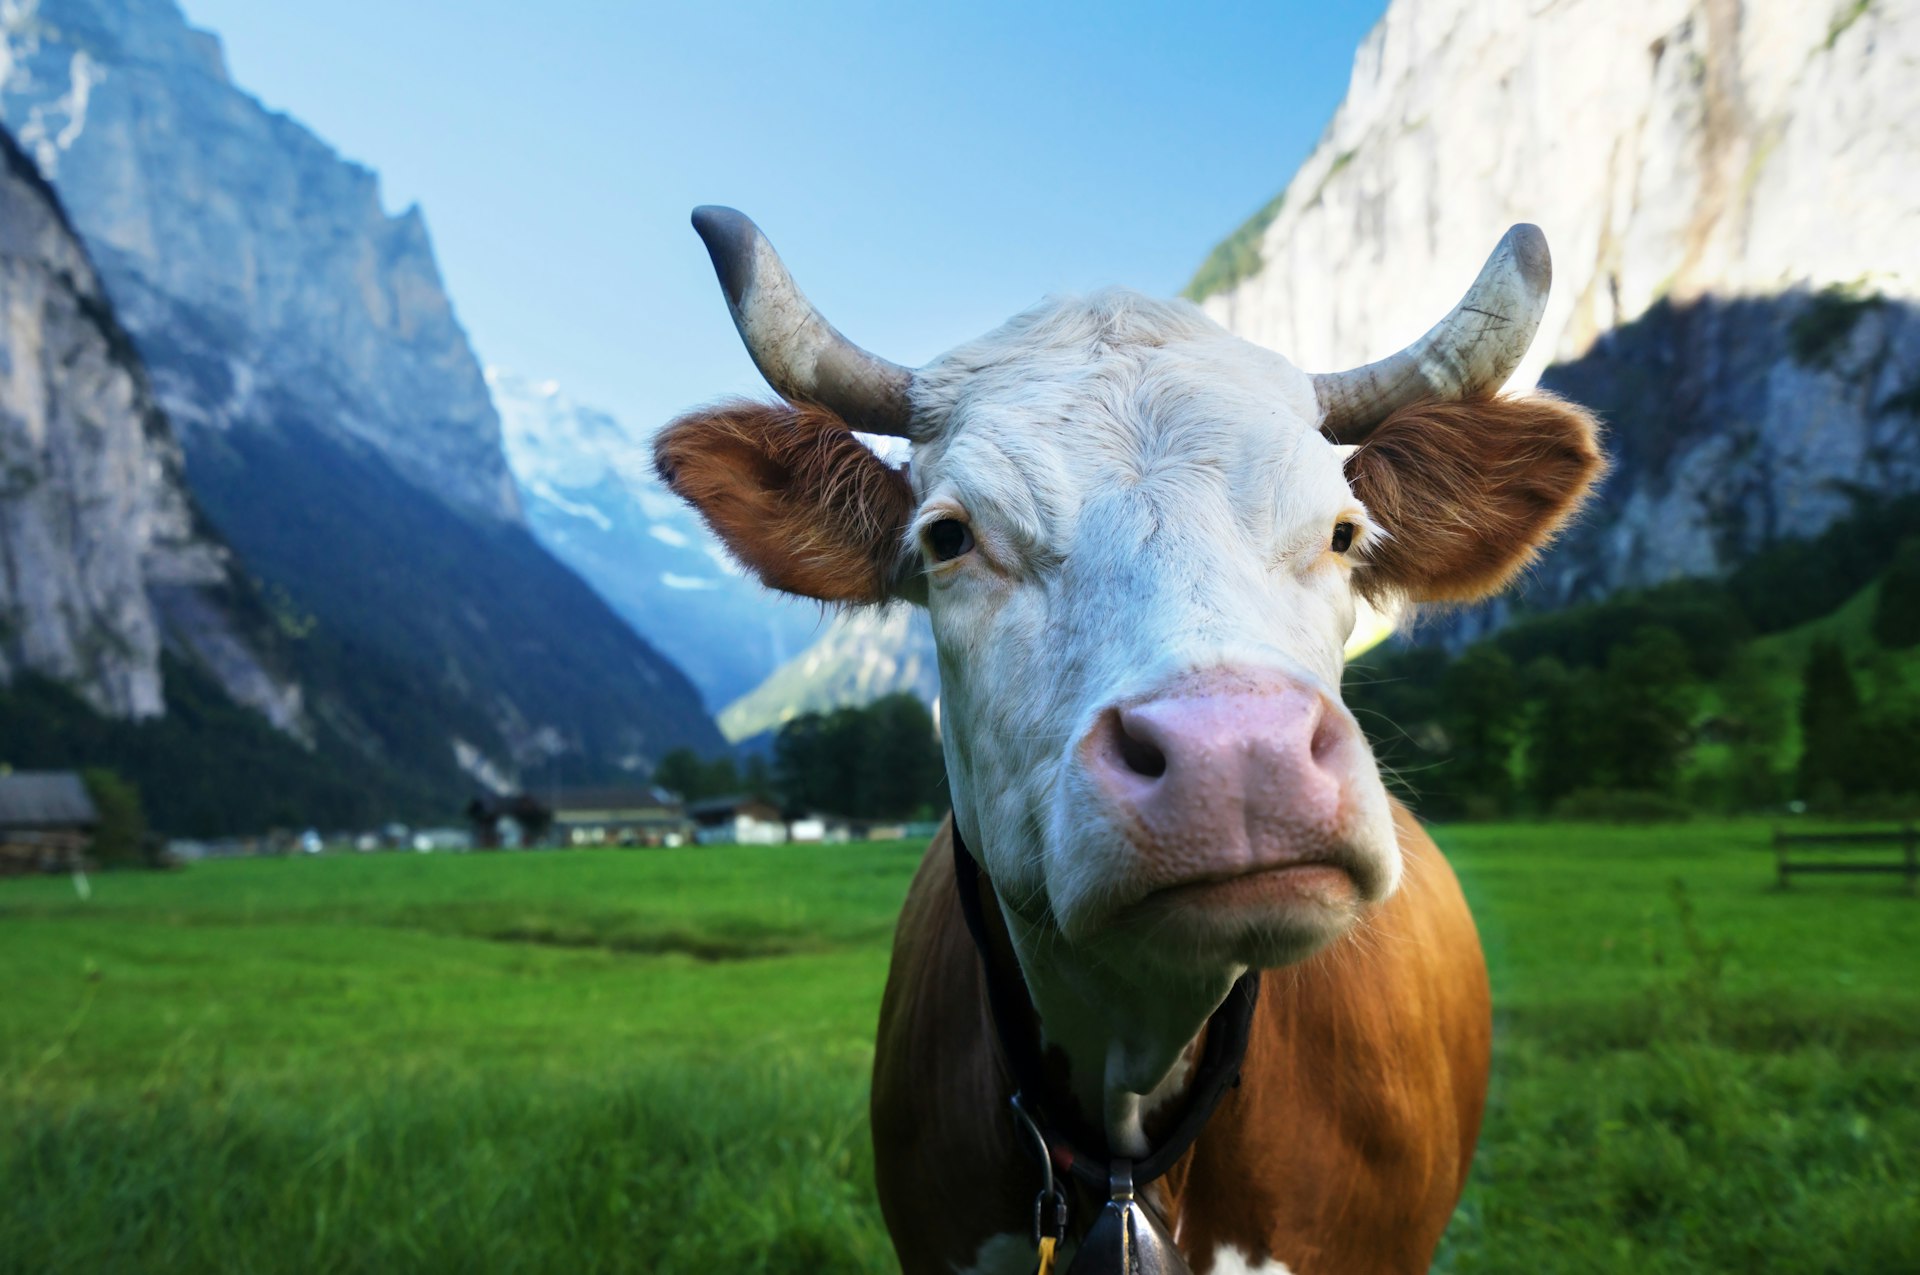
[{"xmin": 387, "ymin": 902, "xmax": 838, "ymax": 962}]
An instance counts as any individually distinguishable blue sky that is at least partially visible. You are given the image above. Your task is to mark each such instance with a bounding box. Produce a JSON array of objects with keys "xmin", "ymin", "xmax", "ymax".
[{"xmin": 180, "ymin": 0, "xmax": 1385, "ymax": 438}]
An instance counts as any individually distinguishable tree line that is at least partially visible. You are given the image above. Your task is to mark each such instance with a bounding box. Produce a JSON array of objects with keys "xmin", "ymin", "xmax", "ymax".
[
  {"xmin": 1350, "ymin": 509, "xmax": 1920, "ymax": 821},
  {"xmin": 653, "ymin": 692, "xmax": 946, "ymax": 822}
]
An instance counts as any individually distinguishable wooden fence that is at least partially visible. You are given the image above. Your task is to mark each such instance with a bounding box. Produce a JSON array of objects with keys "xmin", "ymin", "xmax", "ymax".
[{"xmin": 1772, "ymin": 825, "xmax": 1919, "ymax": 894}]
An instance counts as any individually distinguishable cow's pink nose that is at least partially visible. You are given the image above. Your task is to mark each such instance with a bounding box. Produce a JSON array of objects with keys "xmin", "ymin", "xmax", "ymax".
[{"xmin": 1082, "ymin": 673, "xmax": 1358, "ymax": 877}]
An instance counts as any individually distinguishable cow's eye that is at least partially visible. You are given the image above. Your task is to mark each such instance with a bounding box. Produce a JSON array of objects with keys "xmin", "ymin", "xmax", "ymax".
[
  {"xmin": 927, "ymin": 519, "xmax": 974, "ymax": 562},
  {"xmin": 1331, "ymin": 521, "xmax": 1355, "ymax": 553}
]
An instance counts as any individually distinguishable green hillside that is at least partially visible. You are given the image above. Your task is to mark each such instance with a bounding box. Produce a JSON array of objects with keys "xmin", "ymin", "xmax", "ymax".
[
  {"xmin": 1181, "ymin": 190, "xmax": 1286, "ymax": 302},
  {"xmin": 1349, "ymin": 495, "xmax": 1920, "ymax": 820}
]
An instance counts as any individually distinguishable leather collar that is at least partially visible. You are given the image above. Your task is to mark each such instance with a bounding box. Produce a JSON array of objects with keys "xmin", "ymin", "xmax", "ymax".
[{"xmin": 949, "ymin": 820, "xmax": 1261, "ymax": 1193}]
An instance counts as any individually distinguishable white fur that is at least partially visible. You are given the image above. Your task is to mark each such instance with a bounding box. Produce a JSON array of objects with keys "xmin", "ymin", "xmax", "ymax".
[
  {"xmin": 955, "ymin": 1232, "xmax": 1039, "ymax": 1275},
  {"xmin": 906, "ymin": 290, "xmax": 1402, "ymax": 1148},
  {"xmin": 1207, "ymin": 1246, "xmax": 1297, "ymax": 1275}
]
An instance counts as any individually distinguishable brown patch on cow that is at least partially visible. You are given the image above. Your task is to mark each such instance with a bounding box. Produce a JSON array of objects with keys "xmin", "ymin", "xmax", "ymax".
[
  {"xmin": 870, "ymin": 806, "xmax": 1492, "ymax": 1274},
  {"xmin": 1345, "ymin": 393, "xmax": 1606, "ymax": 604},
  {"xmin": 653, "ymin": 398, "xmax": 915, "ymax": 603},
  {"xmin": 1160, "ymin": 804, "xmax": 1491, "ymax": 1274}
]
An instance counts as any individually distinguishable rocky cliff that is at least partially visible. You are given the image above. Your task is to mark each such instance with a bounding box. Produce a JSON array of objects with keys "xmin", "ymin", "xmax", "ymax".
[
  {"xmin": 1192, "ymin": 0, "xmax": 1920, "ymax": 621},
  {"xmin": 0, "ymin": 0, "xmax": 517, "ymax": 519},
  {"xmin": 0, "ymin": 129, "xmax": 299, "ymax": 731},
  {"xmin": 0, "ymin": 0, "xmax": 723, "ymax": 791}
]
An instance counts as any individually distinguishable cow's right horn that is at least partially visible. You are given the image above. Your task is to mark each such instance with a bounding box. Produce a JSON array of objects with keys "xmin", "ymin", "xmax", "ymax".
[
  {"xmin": 691, "ymin": 206, "xmax": 917, "ymax": 438},
  {"xmin": 1311, "ymin": 224, "xmax": 1551, "ymax": 442}
]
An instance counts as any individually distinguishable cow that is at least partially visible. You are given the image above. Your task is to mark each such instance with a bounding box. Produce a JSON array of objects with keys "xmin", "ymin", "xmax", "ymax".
[{"xmin": 656, "ymin": 207, "xmax": 1604, "ymax": 1275}]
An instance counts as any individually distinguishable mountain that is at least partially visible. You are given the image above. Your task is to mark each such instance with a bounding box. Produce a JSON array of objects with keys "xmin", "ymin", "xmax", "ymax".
[
  {"xmin": 0, "ymin": 127, "xmax": 295, "ymax": 730},
  {"xmin": 719, "ymin": 607, "xmax": 938, "ymax": 743},
  {"xmin": 728, "ymin": 0, "xmax": 1920, "ymax": 732},
  {"xmin": 0, "ymin": 0, "xmax": 722, "ymax": 802},
  {"xmin": 1189, "ymin": 0, "xmax": 1920, "ymax": 634},
  {"xmin": 0, "ymin": 125, "xmax": 471, "ymax": 834},
  {"xmin": 0, "ymin": 0, "xmax": 516, "ymax": 521},
  {"xmin": 489, "ymin": 370, "xmax": 822, "ymax": 710}
]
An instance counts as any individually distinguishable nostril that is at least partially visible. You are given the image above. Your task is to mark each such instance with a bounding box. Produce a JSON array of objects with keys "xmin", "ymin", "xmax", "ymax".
[
  {"xmin": 1113, "ymin": 711, "xmax": 1168, "ymax": 779},
  {"xmin": 1309, "ymin": 698, "xmax": 1342, "ymax": 764}
]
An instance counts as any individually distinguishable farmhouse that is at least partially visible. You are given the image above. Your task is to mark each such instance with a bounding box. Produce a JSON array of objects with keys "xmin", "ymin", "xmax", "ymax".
[
  {"xmin": 787, "ymin": 812, "xmax": 858, "ymax": 843},
  {"xmin": 549, "ymin": 786, "xmax": 692, "ymax": 847},
  {"xmin": 687, "ymin": 795, "xmax": 786, "ymax": 845},
  {"xmin": 0, "ymin": 770, "xmax": 99, "ymax": 875}
]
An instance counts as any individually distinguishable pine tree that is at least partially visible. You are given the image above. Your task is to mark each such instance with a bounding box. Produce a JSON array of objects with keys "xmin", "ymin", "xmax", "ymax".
[
  {"xmin": 82, "ymin": 769, "xmax": 147, "ymax": 867},
  {"xmin": 1871, "ymin": 536, "xmax": 1920, "ymax": 649},
  {"xmin": 1797, "ymin": 639, "xmax": 1860, "ymax": 803},
  {"xmin": 1601, "ymin": 625, "xmax": 1697, "ymax": 794},
  {"xmin": 1439, "ymin": 645, "xmax": 1523, "ymax": 815},
  {"xmin": 1523, "ymin": 659, "xmax": 1608, "ymax": 808}
]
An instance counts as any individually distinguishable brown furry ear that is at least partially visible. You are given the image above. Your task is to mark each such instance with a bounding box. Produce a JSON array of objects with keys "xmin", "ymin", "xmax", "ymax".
[
  {"xmin": 654, "ymin": 399, "xmax": 915, "ymax": 603},
  {"xmin": 1347, "ymin": 393, "xmax": 1606, "ymax": 604}
]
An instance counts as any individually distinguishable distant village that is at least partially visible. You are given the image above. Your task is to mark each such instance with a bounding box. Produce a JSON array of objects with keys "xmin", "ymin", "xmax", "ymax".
[
  {"xmin": 0, "ymin": 768, "xmax": 942, "ymax": 876},
  {"xmin": 0, "ymin": 694, "xmax": 949, "ymax": 877}
]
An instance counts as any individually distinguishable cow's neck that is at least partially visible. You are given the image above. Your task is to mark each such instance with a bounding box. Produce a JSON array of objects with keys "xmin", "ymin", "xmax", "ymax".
[
  {"xmin": 1003, "ymin": 906, "xmax": 1242, "ymax": 1156},
  {"xmin": 958, "ymin": 827, "xmax": 1242, "ymax": 1158}
]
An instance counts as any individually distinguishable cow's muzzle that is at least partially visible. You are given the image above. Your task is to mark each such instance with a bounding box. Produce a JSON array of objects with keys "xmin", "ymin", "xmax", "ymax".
[{"xmin": 1072, "ymin": 668, "xmax": 1393, "ymax": 956}]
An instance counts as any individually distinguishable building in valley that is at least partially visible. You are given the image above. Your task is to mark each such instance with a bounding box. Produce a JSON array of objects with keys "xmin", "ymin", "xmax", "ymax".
[
  {"xmin": 550, "ymin": 787, "xmax": 692, "ymax": 847},
  {"xmin": 0, "ymin": 771, "xmax": 99, "ymax": 874}
]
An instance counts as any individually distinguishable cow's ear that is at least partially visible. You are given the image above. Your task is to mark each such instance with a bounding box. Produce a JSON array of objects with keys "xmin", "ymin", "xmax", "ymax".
[
  {"xmin": 654, "ymin": 399, "xmax": 915, "ymax": 604},
  {"xmin": 1345, "ymin": 393, "xmax": 1605, "ymax": 604}
]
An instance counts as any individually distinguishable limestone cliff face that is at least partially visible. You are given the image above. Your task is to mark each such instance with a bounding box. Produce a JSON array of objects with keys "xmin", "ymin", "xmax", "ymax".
[
  {"xmin": 0, "ymin": 0, "xmax": 518, "ymax": 521},
  {"xmin": 1195, "ymin": 0, "xmax": 1920, "ymax": 606},
  {"xmin": 0, "ymin": 132, "xmax": 299, "ymax": 729}
]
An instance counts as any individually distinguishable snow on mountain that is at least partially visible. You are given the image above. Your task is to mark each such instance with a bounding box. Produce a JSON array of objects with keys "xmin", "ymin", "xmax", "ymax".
[{"xmin": 489, "ymin": 369, "xmax": 823, "ymax": 710}]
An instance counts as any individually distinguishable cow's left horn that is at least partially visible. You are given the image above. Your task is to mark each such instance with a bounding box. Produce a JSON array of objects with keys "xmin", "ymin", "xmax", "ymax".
[
  {"xmin": 691, "ymin": 206, "xmax": 916, "ymax": 438},
  {"xmin": 1312, "ymin": 224, "xmax": 1551, "ymax": 442}
]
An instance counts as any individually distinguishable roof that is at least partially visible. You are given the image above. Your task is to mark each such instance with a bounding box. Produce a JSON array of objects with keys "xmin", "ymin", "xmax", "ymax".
[
  {"xmin": 686, "ymin": 794, "xmax": 783, "ymax": 821},
  {"xmin": 0, "ymin": 771, "xmax": 99, "ymax": 829},
  {"xmin": 548, "ymin": 786, "xmax": 681, "ymax": 812}
]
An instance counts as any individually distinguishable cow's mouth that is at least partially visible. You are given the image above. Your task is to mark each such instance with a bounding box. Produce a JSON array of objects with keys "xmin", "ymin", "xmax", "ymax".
[
  {"xmin": 1119, "ymin": 853, "xmax": 1370, "ymax": 967},
  {"xmin": 1142, "ymin": 859, "xmax": 1359, "ymax": 913}
]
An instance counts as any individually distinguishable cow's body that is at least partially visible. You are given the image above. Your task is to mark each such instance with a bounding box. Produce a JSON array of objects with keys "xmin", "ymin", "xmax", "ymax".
[{"xmin": 873, "ymin": 804, "xmax": 1490, "ymax": 1275}]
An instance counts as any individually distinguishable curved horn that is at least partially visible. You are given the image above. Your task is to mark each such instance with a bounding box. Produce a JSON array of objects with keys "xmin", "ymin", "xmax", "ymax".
[
  {"xmin": 691, "ymin": 206, "xmax": 916, "ymax": 437},
  {"xmin": 1312, "ymin": 224, "xmax": 1552, "ymax": 442}
]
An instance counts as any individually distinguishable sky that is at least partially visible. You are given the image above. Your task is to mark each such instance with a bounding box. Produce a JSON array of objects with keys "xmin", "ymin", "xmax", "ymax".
[{"xmin": 179, "ymin": 0, "xmax": 1386, "ymax": 439}]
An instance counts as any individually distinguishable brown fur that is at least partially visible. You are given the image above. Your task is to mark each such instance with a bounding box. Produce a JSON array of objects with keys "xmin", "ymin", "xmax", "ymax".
[
  {"xmin": 1347, "ymin": 393, "xmax": 1606, "ymax": 604},
  {"xmin": 652, "ymin": 399, "xmax": 915, "ymax": 603},
  {"xmin": 872, "ymin": 805, "xmax": 1492, "ymax": 1274}
]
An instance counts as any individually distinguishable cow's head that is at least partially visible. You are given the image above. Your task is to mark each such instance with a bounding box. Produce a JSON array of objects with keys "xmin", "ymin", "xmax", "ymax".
[{"xmin": 659, "ymin": 208, "xmax": 1601, "ymax": 1113}]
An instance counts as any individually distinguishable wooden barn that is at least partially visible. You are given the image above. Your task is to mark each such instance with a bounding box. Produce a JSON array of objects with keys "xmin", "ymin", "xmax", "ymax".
[
  {"xmin": 549, "ymin": 786, "xmax": 692, "ymax": 847},
  {"xmin": 0, "ymin": 771, "xmax": 99, "ymax": 875}
]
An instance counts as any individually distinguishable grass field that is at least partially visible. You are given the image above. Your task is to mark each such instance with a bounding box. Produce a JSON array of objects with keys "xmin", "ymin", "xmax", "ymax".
[{"xmin": 3, "ymin": 823, "xmax": 1916, "ymax": 1273}]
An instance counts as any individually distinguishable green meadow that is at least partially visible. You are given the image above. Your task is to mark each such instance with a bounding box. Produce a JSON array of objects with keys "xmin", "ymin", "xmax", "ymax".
[{"xmin": 2, "ymin": 825, "xmax": 1916, "ymax": 1274}]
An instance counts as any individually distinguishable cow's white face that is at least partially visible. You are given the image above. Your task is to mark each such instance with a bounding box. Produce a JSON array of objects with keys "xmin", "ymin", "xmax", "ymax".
[
  {"xmin": 907, "ymin": 292, "xmax": 1399, "ymax": 980},
  {"xmin": 659, "ymin": 208, "xmax": 1602, "ymax": 1136}
]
